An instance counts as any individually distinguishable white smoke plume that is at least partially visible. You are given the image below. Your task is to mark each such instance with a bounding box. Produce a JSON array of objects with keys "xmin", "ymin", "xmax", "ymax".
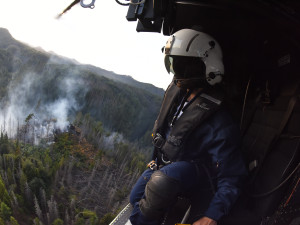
[{"xmin": 0, "ymin": 62, "xmax": 87, "ymax": 144}]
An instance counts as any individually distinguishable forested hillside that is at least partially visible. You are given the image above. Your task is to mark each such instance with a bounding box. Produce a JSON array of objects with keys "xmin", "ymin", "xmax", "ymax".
[
  {"xmin": 0, "ymin": 27, "xmax": 164, "ymax": 144},
  {"xmin": 0, "ymin": 28, "xmax": 164, "ymax": 224}
]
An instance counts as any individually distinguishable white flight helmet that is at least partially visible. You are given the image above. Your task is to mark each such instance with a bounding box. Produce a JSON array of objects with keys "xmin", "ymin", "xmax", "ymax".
[{"xmin": 164, "ymin": 29, "xmax": 224, "ymax": 88}]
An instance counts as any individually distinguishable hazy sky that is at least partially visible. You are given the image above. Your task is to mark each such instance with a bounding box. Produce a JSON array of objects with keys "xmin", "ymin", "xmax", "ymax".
[{"xmin": 0, "ymin": 0, "xmax": 171, "ymax": 89}]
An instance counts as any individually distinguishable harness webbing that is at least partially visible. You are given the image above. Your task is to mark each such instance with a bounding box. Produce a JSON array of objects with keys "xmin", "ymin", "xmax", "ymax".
[{"xmin": 152, "ymin": 83, "xmax": 223, "ymax": 162}]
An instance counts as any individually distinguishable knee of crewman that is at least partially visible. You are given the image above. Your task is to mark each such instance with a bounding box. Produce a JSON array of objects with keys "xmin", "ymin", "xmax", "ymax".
[
  {"xmin": 139, "ymin": 170, "xmax": 181, "ymax": 219},
  {"xmin": 147, "ymin": 170, "xmax": 181, "ymax": 196}
]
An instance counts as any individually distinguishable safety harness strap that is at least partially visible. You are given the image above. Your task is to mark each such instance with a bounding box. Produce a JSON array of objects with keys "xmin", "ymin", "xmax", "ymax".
[
  {"xmin": 153, "ymin": 83, "xmax": 181, "ymax": 135},
  {"xmin": 151, "ymin": 83, "xmax": 181, "ymax": 161},
  {"xmin": 153, "ymin": 83, "xmax": 223, "ymax": 162}
]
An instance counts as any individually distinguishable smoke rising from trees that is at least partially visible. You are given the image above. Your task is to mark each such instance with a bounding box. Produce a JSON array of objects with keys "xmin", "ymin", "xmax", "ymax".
[
  {"xmin": 0, "ymin": 61, "xmax": 87, "ymax": 143},
  {"xmin": 0, "ymin": 28, "xmax": 165, "ymax": 224},
  {"xmin": 0, "ymin": 28, "xmax": 163, "ymax": 146}
]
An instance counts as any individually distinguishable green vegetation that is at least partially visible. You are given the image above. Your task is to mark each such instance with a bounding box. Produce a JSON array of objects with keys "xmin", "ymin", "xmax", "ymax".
[
  {"xmin": 99, "ymin": 213, "xmax": 116, "ymax": 225},
  {"xmin": 0, "ymin": 28, "xmax": 161, "ymax": 224},
  {"xmin": 0, "ymin": 123, "xmax": 149, "ymax": 224}
]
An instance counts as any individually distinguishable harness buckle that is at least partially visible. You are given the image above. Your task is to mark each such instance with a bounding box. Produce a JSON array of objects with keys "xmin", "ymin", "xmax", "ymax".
[
  {"xmin": 147, "ymin": 160, "xmax": 158, "ymax": 171},
  {"xmin": 153, "ymin": 133, "xmax": 165, "ymax": 149}
]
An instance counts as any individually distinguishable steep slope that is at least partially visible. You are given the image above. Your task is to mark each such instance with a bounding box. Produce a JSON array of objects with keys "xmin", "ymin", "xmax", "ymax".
[
  {"xmin": 0, "ymin": 28, "xmax": 163, "ymax": 144},
  {"xmin": 0, "ymin": 27, "xmax": 164, "ymax": 225}
]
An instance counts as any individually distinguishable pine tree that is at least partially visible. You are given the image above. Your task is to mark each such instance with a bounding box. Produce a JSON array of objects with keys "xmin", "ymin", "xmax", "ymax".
[
  {"xmin": 0, "ymin": 176, "xmax": 10, "ymax": 205},
  {"xmin": 66, "ymin": 160, "xmax": 74, "ymax": 186},
  {"xmin": 52, "ymin": 218, "xmax": 63, "ymax": 225},
  {"xmin": 19, "ymin": 171, "xmax": 27, "ymax": 195},
  {"xmin": 10, "ymin": 191, "xmax": 18, "ymax": 208},
  {"xmin": 47, "ymin": 195, "xmax": 58, "ymax": 224},
  {"xmin": 64, "ymin": 209, "xmax": 70, "ymax": 225},
  {"xmin": 74, "ymin": 217, "xmax": 84, "ymax": 225},
  {"xmin": 7, "ymin": 168, "xmax": 13, "ymax": 185},
  {"xmin": 15, "ymin": 140, "xmax": 21, "ymax": 156},
  {"xmin": 10, "ymin": 216, "xmax": 20, "ymax": 225},
  {"xmin": 39, "ymin": 188, "xmax": 47, "ymax": 213},
  {"xmin": 24, "ymin": 181, "xmax": 32, "ymax": 202},
  {"xmin": 82, "ymin": 210, "xmax": 98, "ymax": 225},
  {"xmin": 34, "ymin": 195, "xmax": 43, "ymax": 222},
  {"xmin": 33, "ymin": 217, "xmax": 43, "ymax": 225},
  {"xmin": 0, "ymin": 202, "xmax": 11, "ymax": 221},
  {"xmin": 70, "ymin": 198, "xmax": 76, "ymax": 220}
]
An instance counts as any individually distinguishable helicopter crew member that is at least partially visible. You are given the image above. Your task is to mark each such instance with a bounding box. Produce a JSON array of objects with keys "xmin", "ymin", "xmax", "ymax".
[{"xmin": 129, "ymin": 28, "xmax": 247, "ymax": 225}]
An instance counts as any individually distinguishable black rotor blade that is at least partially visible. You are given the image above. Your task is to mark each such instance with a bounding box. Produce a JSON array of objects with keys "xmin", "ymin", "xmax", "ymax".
[{"xmin": 57, "ymin": 0, "xmax": 80, "ymax": 18}]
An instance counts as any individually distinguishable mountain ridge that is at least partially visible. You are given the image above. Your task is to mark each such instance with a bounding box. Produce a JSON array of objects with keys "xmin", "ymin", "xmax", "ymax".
[
  {"xmin": 0, "ymin": 27, "xmax": 163, "ymax": 144},
  {"xmin": 0, "ymin": 27, "xmax": 165, "ymax": 96}
]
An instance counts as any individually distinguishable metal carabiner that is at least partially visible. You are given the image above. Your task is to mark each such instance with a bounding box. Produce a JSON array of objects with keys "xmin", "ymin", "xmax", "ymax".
[
  {"xmin": 161, "ymin": 154, "xmax": 171, "ymax": 165},
  {"xmin": 80, "ymin": 0, "xmax": 96, "ymax": 8}
]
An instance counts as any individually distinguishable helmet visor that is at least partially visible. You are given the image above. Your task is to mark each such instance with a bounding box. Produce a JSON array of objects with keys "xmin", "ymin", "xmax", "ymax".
[{"xmin": 164, "ymin": 55, "xmax": 205, "ymax": 79}]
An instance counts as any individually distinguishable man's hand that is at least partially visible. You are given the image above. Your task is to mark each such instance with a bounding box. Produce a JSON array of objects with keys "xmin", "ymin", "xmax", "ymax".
[{"xmin": 192, "ymin": 216, "xmax": 217, "ymax": 225}]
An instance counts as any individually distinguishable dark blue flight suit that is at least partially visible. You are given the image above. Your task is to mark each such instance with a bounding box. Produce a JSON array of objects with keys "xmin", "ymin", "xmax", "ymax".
[{"xmin": 129, "ymin": 89, "xmax": 247, "ymax": 225}]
